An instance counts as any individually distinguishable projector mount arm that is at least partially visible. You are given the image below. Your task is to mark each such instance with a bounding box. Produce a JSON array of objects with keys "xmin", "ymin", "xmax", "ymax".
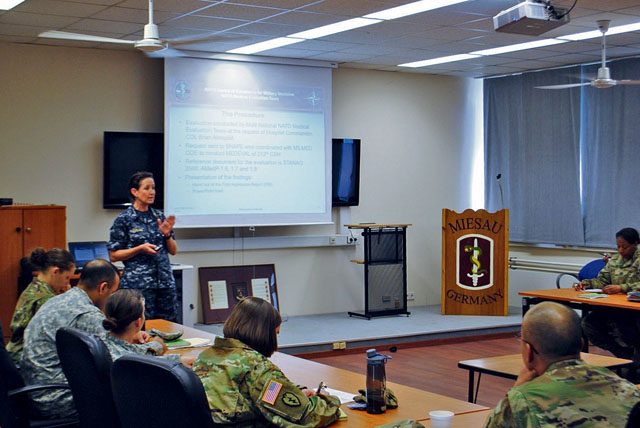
[{"xmin": 531, "ymin": 0, "xmax": 578, "ymax": 20}]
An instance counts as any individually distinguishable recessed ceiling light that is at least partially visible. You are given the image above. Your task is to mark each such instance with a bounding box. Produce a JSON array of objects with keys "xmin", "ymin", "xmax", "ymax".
[
  {"xmin": 470, "ymin": 39, "xmax": 567, "ymax": 56},
  {"xmin": 399, "ymin": 53, "xmax": 480, "ymax": 68},
  {"xmin": 0, "ymin": 0, "xmax": 26, "ymax": 10},
  {"xmin": 365, "ymin": 0, "xmax": 470, "ymax": 21},
  {"xmin": 288, "ymin": 17, "xmax": 381, "ymax": 40},
  {"xmin": 227, "ymin": 37, "xmax": 303, "ymax": 55}
]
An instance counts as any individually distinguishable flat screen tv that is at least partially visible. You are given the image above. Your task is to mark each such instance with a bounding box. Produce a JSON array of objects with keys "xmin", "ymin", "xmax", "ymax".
[
  {"xmin": 332, "ymin": 138, "xmax": 361, "ymax": 207},
  {"xmin": 103, "ymin": 131, "xmax": 164, "ymax": 209}
]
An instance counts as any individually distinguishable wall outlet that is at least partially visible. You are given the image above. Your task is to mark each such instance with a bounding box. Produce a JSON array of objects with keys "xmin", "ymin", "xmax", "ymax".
[
  {"xmin": 339, "ymin": 341, "xmax": 347, "ymax": 349},
  {"xmin": 407, "ymin": 291, "xmax": 416, "ymax": 301},
  {"xmin": 332, "ymin": 342, "xmax": 341, "ymax": 350}
]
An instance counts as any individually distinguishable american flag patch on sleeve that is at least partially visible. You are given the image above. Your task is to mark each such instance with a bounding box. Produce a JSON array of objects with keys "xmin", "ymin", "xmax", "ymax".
[{"xmin": 261, "ymin": 380, "xmax": 283, "ymax": 405}]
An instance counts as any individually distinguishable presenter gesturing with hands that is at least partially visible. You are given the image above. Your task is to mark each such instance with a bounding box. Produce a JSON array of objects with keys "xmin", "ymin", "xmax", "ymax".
[{"xmin": 108, "ymin": 171, "xmax": 179, "ymax": 321}]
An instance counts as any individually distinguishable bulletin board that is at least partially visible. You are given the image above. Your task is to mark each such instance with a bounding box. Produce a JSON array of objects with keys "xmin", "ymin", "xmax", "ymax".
[{"xmin": 198, "ymin": 264, "xmax": 279, "ymax": 324}]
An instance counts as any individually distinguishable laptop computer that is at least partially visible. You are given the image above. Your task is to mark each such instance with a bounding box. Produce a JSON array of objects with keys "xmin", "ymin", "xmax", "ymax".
[{"xmin": 68, "ymin": 241, "xmax": 110, "ymax": 271}]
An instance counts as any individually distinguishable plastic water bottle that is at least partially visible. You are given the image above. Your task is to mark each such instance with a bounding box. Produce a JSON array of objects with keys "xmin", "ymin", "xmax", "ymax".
[{"xmin": 366, "ymin": 348, "xmax": 390, "ymax": 414}]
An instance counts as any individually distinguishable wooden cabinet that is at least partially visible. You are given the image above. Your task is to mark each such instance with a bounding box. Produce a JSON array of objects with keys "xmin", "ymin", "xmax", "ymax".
[{"xmin": 0, "ymin": 205, "xmax": 66, "ymax": 338}]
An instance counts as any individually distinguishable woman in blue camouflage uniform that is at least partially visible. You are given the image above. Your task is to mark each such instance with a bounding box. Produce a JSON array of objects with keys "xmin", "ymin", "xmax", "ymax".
[{"xmin": 108, "ymin": 171, "xmax": 178, "ymax": 321}]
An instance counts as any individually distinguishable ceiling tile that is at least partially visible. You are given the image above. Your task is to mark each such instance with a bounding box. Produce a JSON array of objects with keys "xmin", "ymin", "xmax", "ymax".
[
  {"xmin": 66, "ymin": 18, "xmax": 146, "ymax": 34},
  {"xmin": 198, "ymin": 3, "xmax": 284, "ymax": 21},
  {"xmin": 0, "ymin": 11, "xmax": 80, "ymax": 27},
  {"xmin": 14, "ymin": 0, "xmax": 108, "ymax": 18}
]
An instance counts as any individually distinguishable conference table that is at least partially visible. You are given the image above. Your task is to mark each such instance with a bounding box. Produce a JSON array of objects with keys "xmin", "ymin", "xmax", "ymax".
[
  {"xmin": 148, "ymin": 319, "xmax": 489, "ymax": 427},
  {"xmin": 519, "ymin": 288, "xmax": 640, "ymax": 352},
  {"xmin": 519, "ymin": 288, "xmax": 640, "ymax": 314}
]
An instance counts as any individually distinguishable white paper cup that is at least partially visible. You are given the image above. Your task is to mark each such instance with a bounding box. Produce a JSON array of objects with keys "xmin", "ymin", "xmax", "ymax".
[{"xmin": 429, "ymin": 410, "xmax": 454, "ymax": 428}]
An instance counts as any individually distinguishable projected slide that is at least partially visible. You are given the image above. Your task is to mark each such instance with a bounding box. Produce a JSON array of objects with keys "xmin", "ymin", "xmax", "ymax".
[{"xmin": 165, "ymin": 58, "xmax": 332, "ymax": 227}]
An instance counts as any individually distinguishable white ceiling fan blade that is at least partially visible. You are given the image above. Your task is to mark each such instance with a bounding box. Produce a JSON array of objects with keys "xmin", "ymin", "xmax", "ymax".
[
  {"xmin": 145, "ymin": 47, "xmax": 188, "ymax": 58},
  {"xmin": 616, "ymin": 79, "xmax": 640, "ymax": 85},
  {"xmin": 535, "ymin": 82, "xmax": 591, "ymax": 89},
  {"xmin": 39, "ymin": 30, "xmax": 136, "ymax": 45}
]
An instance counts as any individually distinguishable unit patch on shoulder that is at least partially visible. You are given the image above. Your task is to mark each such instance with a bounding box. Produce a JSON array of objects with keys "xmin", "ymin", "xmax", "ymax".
[
  {"xmin": 281, "ymin": 392, "xmax": 301, "ymax": 407},
  {"xmin": 261, "ymin": 380, "xmax": 283, "ymax": 405}
]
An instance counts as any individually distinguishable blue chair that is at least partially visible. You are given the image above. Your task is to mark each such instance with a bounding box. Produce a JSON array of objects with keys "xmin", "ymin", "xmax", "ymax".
[{"xmin": 556, "ymin": 258, "xmax": 606, "ymax": 289}]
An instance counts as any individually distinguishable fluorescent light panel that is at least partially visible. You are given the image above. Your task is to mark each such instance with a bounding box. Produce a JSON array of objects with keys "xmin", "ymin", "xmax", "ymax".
[
  {"xmin": 470, "ymin": 38, "xmax": 567, "ymax": 56},
  {"xmin": 288, "ymin": 17, "xmax": 380, "ymax": 40},
  {"xmin": 399, "ymin": 53, "xmax": 480, "ymax": 68},
  {"xmin": 400, "ymin": 20, "xmax": 640, "ymax": 68},
  {"xmin": 0, "ymin": 0, "xmax": 26, "ymax": 9},
  {"xmin": 365, "ymin": 0, "xmax": 470, "ymax": 21},
  {"xmin": 228, "ymin": 37, "xmax": 303, "ymax": 55},
  {"xmin": 228, "ymin": 0, "xmax": 470, "ymax": 54}
]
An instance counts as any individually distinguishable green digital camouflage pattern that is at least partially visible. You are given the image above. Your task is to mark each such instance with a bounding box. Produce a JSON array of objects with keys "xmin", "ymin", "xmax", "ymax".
[
  {"xmin": 484, "ymin": 359, "xmax": 640, "ymax": 428},
  {"xmin": 582, "ymin": 248, "xmax": 640, "ymax": 292},
  {"xmin": 100, "ymin": 334, "xmax": 165, "ymax": 361},
  {"xmin": 193, "ymin": 337, "xmax": 341, "ymax": 427},
  {"xmin": 6, "ymin": 278, "xmax": 56, "ymax": 364}
]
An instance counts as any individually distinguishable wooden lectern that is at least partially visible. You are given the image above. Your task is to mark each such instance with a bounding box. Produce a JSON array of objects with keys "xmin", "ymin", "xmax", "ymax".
[
  {"xmin": 441, "ymin": 209, "xmax": 508, "ymax": 316},
  {"xmin": 346, "ymin": 223, "xmax": 411, "ymax": 319}
]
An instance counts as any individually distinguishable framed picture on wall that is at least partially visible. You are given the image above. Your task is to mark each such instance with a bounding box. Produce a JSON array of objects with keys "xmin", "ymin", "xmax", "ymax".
[{"xmin": 198, "ymin": 264, "xmax": 279, "ymax": 324}]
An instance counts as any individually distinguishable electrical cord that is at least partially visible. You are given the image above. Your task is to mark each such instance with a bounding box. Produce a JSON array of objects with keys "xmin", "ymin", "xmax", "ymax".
[{"xmin": 536, "ymin": 0, "xmax": 578, "ymax": 20}]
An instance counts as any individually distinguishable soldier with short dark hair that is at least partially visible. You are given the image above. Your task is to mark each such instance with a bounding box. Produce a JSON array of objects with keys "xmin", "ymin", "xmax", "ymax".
[
  {"xmin": 575, "ymin": 227, "xmax": 640, "ymax": 359},
  {"xmin": 484, "ymin": 301, "xmax": 640, "ymax": 427},
  {"xmin": 20, "ymin": 259, "xmax": 152, "ymax": 419},
  {"xmin": 193, "ymin": 297, "xmax": 341, "ymax": 427}
]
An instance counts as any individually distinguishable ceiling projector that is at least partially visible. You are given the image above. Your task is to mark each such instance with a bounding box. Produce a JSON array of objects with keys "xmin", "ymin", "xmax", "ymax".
[{"xmin": 493, "ymin": 1, "xmax": 570, "ymax": 36}]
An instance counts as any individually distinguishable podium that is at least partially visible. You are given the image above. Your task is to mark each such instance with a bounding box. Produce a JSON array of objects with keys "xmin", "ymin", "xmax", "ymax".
[
  {"xmin": 346, "ymin": 224, "xmax": 411, "ymax": 319},
  {"xmin": 441, "ymin": 209, "xmax": 509, "ymax": 315}
]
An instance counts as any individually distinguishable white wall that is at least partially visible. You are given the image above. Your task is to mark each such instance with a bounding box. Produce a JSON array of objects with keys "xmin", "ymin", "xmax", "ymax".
[{"xmin": 0, "ymin": 42, "xmax": 481, "ymax": 317}]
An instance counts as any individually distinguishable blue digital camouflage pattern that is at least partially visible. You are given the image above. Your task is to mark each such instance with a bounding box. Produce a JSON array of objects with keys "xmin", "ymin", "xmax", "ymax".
[
  {"xmin": 484, "ymin": 359, "xmax": 640, "ymax": 428},
  {"xmin": 193, "ymin": 337, "xmax": 341, "ymax": 427},
  {"xmin": 109, "ymin": 206, "xmax": 177, "ymax": 320},
  {"xmin": 6, "ymin": 278, "xmax": 56, "ymax": 364}
]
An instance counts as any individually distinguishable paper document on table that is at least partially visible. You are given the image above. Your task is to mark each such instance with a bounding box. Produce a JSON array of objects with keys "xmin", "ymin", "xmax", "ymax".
[
  {"xmin": 324, "ymin": 387, "xmax": 356, "ymax": 404},
  {"xmin": 208, "ymin": 280, "xmax": 229, "ymax": 310},
  {"xmin": 166, "ymin": 338, "xmax": 211, "ymax": 350},
  {"xmin": 578, "ymin": 293, "xmax": 608, "ymax": 299},
  {"xmin": 251, "ymin": 278, "xmax": 271, "ymax": 303}
]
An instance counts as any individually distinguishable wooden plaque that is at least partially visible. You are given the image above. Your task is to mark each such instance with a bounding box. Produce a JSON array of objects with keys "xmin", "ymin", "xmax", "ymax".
[
  {"xmin": 198, "ymin": 264, "xmax": 279, "ymax": 324},
  {"xmin": 441, "ymin": 209, "xmax": 509, "ymax": 315}
]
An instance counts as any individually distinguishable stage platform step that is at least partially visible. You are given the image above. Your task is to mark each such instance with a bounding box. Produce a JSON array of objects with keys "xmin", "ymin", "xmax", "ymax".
[{"xmin": 194, "ymin": 305, "xmax": 522, "ymax": 355}]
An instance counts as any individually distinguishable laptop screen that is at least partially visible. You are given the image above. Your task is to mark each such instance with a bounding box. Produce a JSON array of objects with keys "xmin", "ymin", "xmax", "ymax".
[{"xmin": 68, "ymin": 241, "xmax": 110, "ymax": 270}]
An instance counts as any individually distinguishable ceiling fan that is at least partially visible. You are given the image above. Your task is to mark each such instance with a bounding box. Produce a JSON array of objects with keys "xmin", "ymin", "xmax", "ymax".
[
  {"xmin": 38, "ymin": 0, "xmax": 233, "ymax": 55},
  {"xmin": 536, "ymin": 20, "xmax": 640, "ymax": 90}
]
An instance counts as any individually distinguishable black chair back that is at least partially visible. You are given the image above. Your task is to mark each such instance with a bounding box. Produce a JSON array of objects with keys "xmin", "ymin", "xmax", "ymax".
[
  {"xmin": 0, "ymin": 323, "xmax": 29, "ymax": 428},
  {"xmin": 626, "ymin": 400, "xmax": 640, "ymax": 428},
  {"xmin": 111, "ymin": 354, "xmax": 214, "ymax": 428},
  {"xmin": 56, "ymin": 328, "xmax": 118, "ymax": 428}
]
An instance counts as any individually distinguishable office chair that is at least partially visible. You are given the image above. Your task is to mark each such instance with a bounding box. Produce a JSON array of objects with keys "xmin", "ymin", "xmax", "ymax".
[
  {"xmin": 0, "ymin": 324, "xmax": 77, "ymax": 428},
  {"xmin": 111, "ymin": 354, "xmax": 215, "ymax": 428},
  {"xmin": 56, "ymin": 328, "xmax": 119, "ymax": 428},
  {"xmin": 556, "ymin": 258, "xmax": 606, "ymax": 289}
]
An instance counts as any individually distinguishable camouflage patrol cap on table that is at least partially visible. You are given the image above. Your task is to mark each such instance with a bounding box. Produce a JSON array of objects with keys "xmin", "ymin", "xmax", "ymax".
[{"xmin": 352, "ymin": 387, "xmax": 399, "ymax": 409}]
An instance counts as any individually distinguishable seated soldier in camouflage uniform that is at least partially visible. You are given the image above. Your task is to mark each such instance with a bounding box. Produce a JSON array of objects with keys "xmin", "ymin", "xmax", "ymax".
[
  {"xmin": 193, "ymin": 297, "xmax": 341, "ymax": 427},
  {"xmin": 21, "ymin": 260, "xmax": 154, "ymax": 420},
  {"xmin": 101, "ymin": 289, "xmax": 166, "ymax": 360},
  {"xmin": 575, "ymin": 227, "xmax": 640, "ymax": 359},
  {"xmin": 6, "ymin": 247, "xmax": 75, "ymax": 364},
  {"xmin": 484, "ymin": 301, "xmax": 640, "ymax": 427}
]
